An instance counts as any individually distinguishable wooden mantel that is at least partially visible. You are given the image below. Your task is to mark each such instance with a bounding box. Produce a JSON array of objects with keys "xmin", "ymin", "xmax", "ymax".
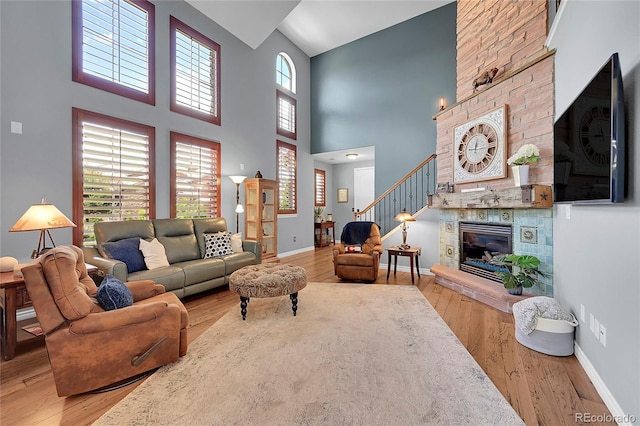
[{"xmin": 429, "ymin": 184, "xmax": 553, "ymax": 209}]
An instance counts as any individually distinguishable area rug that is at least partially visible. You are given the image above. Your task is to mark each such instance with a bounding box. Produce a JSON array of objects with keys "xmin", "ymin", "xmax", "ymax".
[{"xmin": 94, "ymin": 283, "xmax": 524, "ymax": 425}]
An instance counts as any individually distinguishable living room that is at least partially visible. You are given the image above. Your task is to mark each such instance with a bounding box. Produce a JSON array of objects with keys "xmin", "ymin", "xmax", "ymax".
[{"xmin": 1, "ymin": 0, "xmax": 638, "ymax": 424}]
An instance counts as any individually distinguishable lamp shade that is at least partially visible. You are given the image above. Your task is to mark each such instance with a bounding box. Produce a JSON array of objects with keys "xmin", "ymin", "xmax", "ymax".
[
  {"xmin": 394, "ymin": 210, "xmax": 415, "ymax": 223},
  {"xmin": 229, "ymin": 175, "xmax": 247, "ymax": 184},
  {"xmin": 10, "ymin": 202, "xmax": 76, "ymax": 232}
]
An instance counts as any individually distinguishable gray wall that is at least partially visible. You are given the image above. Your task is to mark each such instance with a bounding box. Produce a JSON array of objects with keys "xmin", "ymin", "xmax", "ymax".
[
  {"xmin": 0, "ymin": 0, "xmax": 313, "ymax": 258},
  {"xmin": 310, "ymin": 3, "xmax": 457, "ymax": 194},
  {"xmin": 547, "ymin": 0, "xmax": 640, "ymax": 418}
]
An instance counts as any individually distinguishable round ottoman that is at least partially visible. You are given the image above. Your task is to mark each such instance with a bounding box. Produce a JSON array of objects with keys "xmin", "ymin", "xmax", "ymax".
[{"xmin": 229, "ymin": 263, "xmax": 307, "ymax": 320}]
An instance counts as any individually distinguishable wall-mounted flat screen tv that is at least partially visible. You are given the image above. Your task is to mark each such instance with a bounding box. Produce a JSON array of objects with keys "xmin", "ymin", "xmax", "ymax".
[{"xmin": 553, "ymin": 52, "xmax": 627, "ymax": 204}]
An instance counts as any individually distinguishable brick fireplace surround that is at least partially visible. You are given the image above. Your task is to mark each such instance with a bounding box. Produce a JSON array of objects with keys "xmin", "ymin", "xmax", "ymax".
[{"xmin": 432, "ymin": 0, "xmax": 555, "ymax": 313}]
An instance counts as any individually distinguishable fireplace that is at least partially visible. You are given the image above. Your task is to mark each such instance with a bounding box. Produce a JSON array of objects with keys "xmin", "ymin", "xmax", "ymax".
[{"xmin": 459, "ymin": 222, "xmax": 512, "ymax": 282}]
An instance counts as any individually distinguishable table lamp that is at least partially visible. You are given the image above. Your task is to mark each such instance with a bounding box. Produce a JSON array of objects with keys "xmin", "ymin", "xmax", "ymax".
[
  {"xmin": 394, "ymin": 209, "xmax": 415, "ymax": 249},
  {"xmin": 9, "ymin": 198, "xmax": 77, "ymax": 258}
]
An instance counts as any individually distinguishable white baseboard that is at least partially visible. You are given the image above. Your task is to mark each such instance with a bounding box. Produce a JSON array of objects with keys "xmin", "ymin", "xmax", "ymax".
[{"xmin": 574, "ymin": 342, "xmax": 635, "ymax": 425}]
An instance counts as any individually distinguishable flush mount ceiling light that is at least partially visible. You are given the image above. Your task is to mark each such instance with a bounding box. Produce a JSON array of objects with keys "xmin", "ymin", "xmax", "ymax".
[{"xmin": 345, "ymin": 153, "xmax": 358, "ymax": 160}]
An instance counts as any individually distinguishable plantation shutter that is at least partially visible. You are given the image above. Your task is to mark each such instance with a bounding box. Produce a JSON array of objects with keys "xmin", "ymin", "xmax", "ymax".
[
  {"xmin": 276, "ymin": 90, "xmax": 297, "ymax": 140},
  {"xmin": 314, "ymin": 169, "xmax": 326, "ymax": 206},
  {"xmin": 175, "ymin": 28, "xmax": 218, "ymax": 117},
  {"xmin": 277, "ymin": 141, "xmax": 297, "ymax": 214},
  {"xmin": 173, "ymin": 139, "xmax": 220, "ymax": 218},
  {"xmin": 80, "ymin": 120, "xmax": 152, "ymax": 245},
  {"xmin": 80, "ymin": 0, "xmax": 151, "ymax": 94}
]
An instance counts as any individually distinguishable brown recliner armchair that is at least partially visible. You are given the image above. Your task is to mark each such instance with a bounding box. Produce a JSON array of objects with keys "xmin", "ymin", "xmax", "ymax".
[
  {"xmin": 21, "ymin": 245, "xmax": 189, "ymax": 397},
  {"xmin": 333, "ymin": 221, "xmax": 383, "ymax": 282}
]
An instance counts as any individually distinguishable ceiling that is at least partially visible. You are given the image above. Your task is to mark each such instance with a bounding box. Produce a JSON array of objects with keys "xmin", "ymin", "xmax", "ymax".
[
  {"xmin": 185, "ymin": 0, "xmax": 452, "ymax": 57},
  {"xmin": 184, "ymin": 0, "xmax": 452, "ymax": 164}
]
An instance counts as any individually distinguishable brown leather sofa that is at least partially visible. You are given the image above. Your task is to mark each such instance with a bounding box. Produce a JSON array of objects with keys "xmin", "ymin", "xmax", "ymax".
[
  {"xmin": 22, "ymin": 245, "xmax": 189, "ymax": 397},
  {"xmin": 333, "ymin": 222, "xmax": 383, "ymax": 282}
]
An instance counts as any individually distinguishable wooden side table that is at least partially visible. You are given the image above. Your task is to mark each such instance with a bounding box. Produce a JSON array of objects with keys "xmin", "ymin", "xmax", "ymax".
[
  {"xmin": 314, "ymin": 221, "xmax": 335, "ymax": 247},
  {"xmin": 1, "ymin": 264, "xmax": 98, "ymax": 360},
  {"xmin": 386, "ymin": 246, "xmax": 422, "ymax": 284}
]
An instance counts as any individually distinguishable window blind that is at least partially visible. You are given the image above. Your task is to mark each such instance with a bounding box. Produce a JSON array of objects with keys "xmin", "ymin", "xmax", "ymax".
[
  {"xmin": 175, "ymin": 29, "xmax": 217, "ymax": 116},
  {"xmin": 173, "ymin": 139, "xmax": 220, "ymax": 218},
  {"xmin": 277, "ymin": 141, "xmax": 297, "ymax": 213},
  {"xmin": 80, "ymin": 120, "xmax": 152, "ymax": 245},
  {"xmin": 80, "ymin": 0, "xmax": 150, "ymax": 93},
  {"xmin": 315, "ymin": 169, "xmax": 326, "ymax": 206},
  {"xmin": 276, "ymin": 90, "xmax": 297, "ymax": 140}
]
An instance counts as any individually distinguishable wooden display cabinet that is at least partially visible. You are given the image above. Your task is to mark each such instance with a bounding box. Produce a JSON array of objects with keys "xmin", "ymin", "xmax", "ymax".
[{"xmin": 244, "ymin": 178, "xmax": 278, "ymax": 261}]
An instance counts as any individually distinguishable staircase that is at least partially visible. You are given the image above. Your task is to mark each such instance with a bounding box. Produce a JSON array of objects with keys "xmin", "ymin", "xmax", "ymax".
[{"xmin": 353, "ymin": 154, "xmax": 437, "ymax": 237}]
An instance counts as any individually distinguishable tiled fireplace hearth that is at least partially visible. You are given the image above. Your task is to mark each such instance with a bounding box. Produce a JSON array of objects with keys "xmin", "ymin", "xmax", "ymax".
[{"xmin": 431, "ymin": 206, "xmax": 553, "ymax": 313}]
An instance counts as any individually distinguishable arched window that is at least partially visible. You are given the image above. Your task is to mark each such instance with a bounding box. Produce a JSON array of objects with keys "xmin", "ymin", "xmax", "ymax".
[{"xmin": 276, "ymin": 52, "xmax": 296, "ymax": 94}]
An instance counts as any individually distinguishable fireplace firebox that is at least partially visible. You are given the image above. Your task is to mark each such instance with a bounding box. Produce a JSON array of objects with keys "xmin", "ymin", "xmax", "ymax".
[{"xmin": 459, "ymin": 222, "xmax": 512, "ymax": 282}]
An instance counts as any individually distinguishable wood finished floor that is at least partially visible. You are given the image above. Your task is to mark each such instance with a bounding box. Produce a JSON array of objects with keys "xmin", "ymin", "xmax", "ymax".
[{"xmin": 1, "ymin": 246, "xmax": 613, "ymax": 425}]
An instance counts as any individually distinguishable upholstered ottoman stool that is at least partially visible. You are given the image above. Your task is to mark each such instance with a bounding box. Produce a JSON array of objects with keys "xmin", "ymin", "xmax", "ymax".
[{"xmin": 229, "ymin": 263, "xmax": 307, "ymax": 320}]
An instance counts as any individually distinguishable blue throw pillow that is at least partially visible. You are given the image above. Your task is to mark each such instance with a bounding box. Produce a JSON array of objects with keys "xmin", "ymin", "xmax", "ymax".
[
  {"xmin": 102, "ymin": 237, "xmax": 147, "ymax": 273},
  {"xmin": 96, "ymin": 275, "xmax": 134, "ymax": 311}
]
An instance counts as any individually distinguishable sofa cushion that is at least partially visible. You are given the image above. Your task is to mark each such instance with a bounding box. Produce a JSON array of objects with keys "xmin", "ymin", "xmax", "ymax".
[
  {"xmin": 139, "ymin": 238, "xmax": 170, "ymax": 270},
  {"xmin": 153, "ymin": 219, "xmax": 200, "ymax": 263},
  {"xmin": 230, "ymin": 232, "xmax": 243, "ymax": 253},
  {"xmin": 203, "ymin": 232, "xmax": 233, "ymax": 258},
  {"xmin": 96, "ymin": 275, "xmax": 134, "ymax": 310},
  {"xmin": 177, "ymin": 258, "xmax": 226, "ymax": 286},
  {"xmin": 102, "ymin": 237, "xmax": 147, "ymax": 273}
]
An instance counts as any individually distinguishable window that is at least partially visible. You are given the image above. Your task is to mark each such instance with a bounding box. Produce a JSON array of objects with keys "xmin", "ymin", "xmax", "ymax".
[
  {"xmin": 314, "ymin": 169, "xmax": 326, "ymax": 207},
  {"xmin": 276, "ymin": 52, "xmax": 296, "ymax": 94},
  {"xmin": 170, "ymin": 16, "xmax": 221, "ymax": 125},
  {"xmin": 72, "ymin": 108, "xmax": 155, "ymax": 246},
  {"xmin": 72, "ymin": 0, "xmax": 155, "ymax": 105},
  {"xmin": 277, "ymin": 140, "xmax": 297, "ymax": 214},
  {"xmin": 170, "ymin": 132, "xmax": 221, "ymax": 218},
  {"xmin": 276, "ymin": 90, "xmax": 297, "ymax": 140}
]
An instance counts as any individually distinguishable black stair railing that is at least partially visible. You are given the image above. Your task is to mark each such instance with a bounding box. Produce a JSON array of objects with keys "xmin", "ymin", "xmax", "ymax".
[{"xmin": 354, "ymin": 154, "xmax": 437, "ymax": 236}]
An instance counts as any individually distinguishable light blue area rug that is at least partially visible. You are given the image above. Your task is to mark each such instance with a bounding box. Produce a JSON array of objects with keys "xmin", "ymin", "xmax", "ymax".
[{"xmin": 95, "ymin": 283, "xmax": 524, "ymax": 425}]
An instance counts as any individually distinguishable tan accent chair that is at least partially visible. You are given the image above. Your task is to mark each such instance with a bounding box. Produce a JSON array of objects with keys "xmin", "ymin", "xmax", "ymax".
[
  {"xmin": 21, "ymin": 245, "xmax": 189, "ymax": 397},
  {"xmin": 333, "ymin": 222, "xmax": 383, "ymax": 282}
]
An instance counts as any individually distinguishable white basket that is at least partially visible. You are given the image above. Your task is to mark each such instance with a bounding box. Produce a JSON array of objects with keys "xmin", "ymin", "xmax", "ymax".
[{"xmin": 515, "ymin": 315, "xmax": 578, "ymax": 356}]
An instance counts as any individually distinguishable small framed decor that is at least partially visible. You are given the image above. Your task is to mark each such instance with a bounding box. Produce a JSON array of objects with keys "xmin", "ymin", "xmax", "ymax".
[{"xmin": 337, "ymin": 188, "xmax": 349, "ymax": 203}]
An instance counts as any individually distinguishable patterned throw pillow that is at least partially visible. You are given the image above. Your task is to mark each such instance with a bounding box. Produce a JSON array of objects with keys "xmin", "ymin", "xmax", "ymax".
[
  {"xmin": 203, "ymin": 232, "xmax": 233, "ymax": 258},
  {"xmin": 96, "ymin": 275, "xmax": 134, "ymax": 311},
  {"xmin": 344, "ymin": 244, "xmax": 362, "ymax": 253}
]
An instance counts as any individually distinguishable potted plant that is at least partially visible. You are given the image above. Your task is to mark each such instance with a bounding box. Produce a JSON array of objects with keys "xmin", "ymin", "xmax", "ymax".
[
  {"xmin": 490, "ymin": 254, "xmax": 546, "ymax": 295},
  {"xmin": 314, "ymin": 206, "xmax": 324, "ymax": 223},
  {"xmin": 507, "ymin": 143, "xmax": 540, "ymax": 186}
]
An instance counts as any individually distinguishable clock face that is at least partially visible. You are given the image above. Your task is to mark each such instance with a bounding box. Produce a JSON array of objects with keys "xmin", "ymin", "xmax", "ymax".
[
  {"xmin": 579, "ymin": 106, "xmax": 610, "ymax": 166},
  {"xmin": 453, "ymin": 106, "xmax": 507, "ymax": 183}
]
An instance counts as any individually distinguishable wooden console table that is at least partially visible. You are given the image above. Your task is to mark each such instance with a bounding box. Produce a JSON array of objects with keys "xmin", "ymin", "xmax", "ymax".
[
  {"xmin": 1, "ymin": 264, "xmax": 98, "ymax": 360},
  {"xmin": 314, "ymin": 221, "xmax": 335, "ymax": 247}
]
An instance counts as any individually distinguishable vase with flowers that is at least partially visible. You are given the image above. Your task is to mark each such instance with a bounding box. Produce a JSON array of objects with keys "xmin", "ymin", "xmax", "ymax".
[{"xmin": 507, "ymin": 144, "xmax": 540, "ymax": 186}]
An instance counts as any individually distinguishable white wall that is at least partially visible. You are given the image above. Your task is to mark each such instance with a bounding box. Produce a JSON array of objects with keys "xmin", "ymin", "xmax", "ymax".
[{"xmin": 547, "ymin": 0, "xmax": 640, "ymax": 418}]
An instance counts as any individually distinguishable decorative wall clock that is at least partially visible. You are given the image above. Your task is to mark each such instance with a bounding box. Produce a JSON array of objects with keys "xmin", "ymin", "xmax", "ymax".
[{"xmin": 453, "ymin": 105, "xmax": 507, "ymax": 184}]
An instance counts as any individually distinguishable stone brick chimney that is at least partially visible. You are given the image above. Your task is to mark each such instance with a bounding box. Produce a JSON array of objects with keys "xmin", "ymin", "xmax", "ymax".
[{"xmin": 435, "ymin": 0, "xmax": 554, "ymax": 190}]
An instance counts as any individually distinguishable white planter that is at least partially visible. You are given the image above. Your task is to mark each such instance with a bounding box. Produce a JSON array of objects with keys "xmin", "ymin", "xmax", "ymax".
[{"xmin": 512, "ymin": 164, "xmax": 529, "ymax": 186}]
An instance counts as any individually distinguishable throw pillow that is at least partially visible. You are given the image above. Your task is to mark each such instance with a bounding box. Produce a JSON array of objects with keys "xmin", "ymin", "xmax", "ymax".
[
  {"xmin": 230, "ymin": 232, "xmax": 243, "ymax": 253},
  {"xmin": 203, "ymin": 232, "xmax": 233, "ymax": 258},
  {"xmin": 344, "ymin": 244, "xmax": 362, "ymax": 253},
  {"xmin": 139, "ymin": 238, "xmax": 170, "ymax": 270},
  {"xmin": 96, "ymin": 275, "xmax": 134, "ymax": 311},
  {"xmin": 102, "ymin": 237, "xmax": 147, "ymax": 273}
]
